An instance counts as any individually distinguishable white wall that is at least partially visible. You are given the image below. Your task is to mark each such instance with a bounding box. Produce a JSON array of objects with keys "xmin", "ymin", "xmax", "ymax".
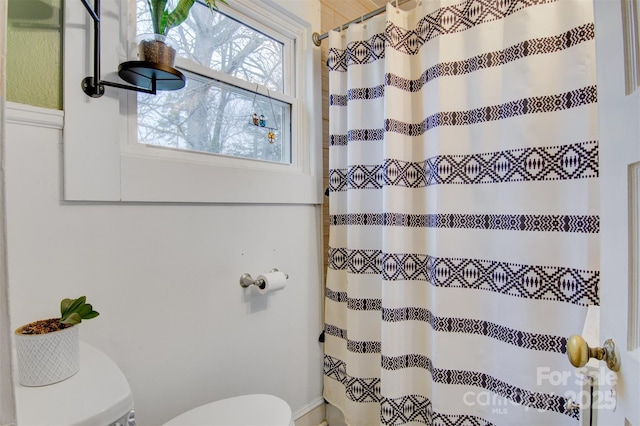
[
  {"xmin": 1, "ymin": 1, "xmax": 18, "ymax": 425},
  {"xmin": 5, "ymin": 103, "xmax": 324, "ymax": 425},
  {"xmin": 5, "ymin": 3, "xmax": 323, "ymax": 424}
]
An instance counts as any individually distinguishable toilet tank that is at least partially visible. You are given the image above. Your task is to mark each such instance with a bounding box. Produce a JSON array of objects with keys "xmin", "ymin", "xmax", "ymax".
[{"xmin": 15, "ymin": 342, "xmax": 135, "ymax": 426}]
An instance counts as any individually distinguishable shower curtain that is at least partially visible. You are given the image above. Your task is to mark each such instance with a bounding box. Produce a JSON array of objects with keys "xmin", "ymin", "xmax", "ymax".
[{"xmin": 323, "ymin": 0, "xmax": 598, "ymax": 425}]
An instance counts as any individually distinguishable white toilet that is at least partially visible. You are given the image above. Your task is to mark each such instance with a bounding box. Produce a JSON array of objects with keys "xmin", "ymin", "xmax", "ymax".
[
  {"xmin": 164, "ymin": 393, "xmax": 295, "ymax": 426},
  {"xmin": 15, "ymin": 341, "xmax": 294, "ymax": 426},
  {"xmin": 15, "ymin": 342, "xmax": 136, "ymax": 426}
]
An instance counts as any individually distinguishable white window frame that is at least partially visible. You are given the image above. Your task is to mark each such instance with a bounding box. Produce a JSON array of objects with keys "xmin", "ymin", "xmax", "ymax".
[
  {"xmin": 63, "ymin": 0, "xmax": 321, "ymax": 204},
  {"xmin": 130, "ymin": 1, "xmax": 296, "ymax": 167}
]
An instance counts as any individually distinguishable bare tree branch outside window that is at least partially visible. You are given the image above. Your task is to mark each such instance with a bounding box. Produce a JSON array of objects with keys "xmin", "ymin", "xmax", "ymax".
[{"xmin": 136, "ymin": 0, "xmax": 290, "ymax": 163}]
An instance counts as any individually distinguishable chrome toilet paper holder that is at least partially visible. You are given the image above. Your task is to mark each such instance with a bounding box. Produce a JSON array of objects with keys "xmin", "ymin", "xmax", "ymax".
[{"xmin": 239, "ymin": 268, "xmax": 288, "ymax": 290}]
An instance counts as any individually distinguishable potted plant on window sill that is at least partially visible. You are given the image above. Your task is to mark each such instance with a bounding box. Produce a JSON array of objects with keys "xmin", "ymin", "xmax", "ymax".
[
  {"xmin": 140, "ymin": 0, "xmax": 228, "ymax": 67},
  {"xmin": 14, "ymin": 296, "xmax": 99, "ymax": 387}
]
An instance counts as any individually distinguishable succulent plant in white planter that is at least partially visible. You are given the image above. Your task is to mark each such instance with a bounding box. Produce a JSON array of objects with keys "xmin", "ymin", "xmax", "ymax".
[
  {"xmin": 139, "ymin": 0, "xmax": 229, "ymax": 67},
  {"xmin": 14, "ymin": 296, "xmax": 99, "ymax": 386}
]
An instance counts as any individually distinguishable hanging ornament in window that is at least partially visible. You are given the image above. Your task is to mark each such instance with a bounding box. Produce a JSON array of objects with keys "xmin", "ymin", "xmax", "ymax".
[{"xmin": 248, "ymin": 85, "xmax": 279, "ymax": 143}]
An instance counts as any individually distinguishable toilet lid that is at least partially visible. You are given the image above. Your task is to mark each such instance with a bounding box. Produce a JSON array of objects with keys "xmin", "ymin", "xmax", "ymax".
[{"xmin": 163, "ymin": 394, "xmax": 293, "ymax": 426}]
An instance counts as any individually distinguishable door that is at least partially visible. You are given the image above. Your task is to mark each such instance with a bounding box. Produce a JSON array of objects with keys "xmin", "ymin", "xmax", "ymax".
[{"xmin": 594, "ymin": 0, "xmax": 640, "ymax": 424}]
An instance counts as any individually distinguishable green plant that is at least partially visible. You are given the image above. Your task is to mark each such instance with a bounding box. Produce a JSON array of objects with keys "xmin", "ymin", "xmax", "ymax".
[
  {"xmin": 147, "ymin": 0, "xmax": 229, "ymax": 36},
  {"xmin": 60, "ymin": 296, "xmax": 100, "ymax": 325}
]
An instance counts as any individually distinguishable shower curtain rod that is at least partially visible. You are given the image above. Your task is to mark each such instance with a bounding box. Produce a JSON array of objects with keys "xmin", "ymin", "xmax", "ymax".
[{"xmin": 312, "ymin": 0, "xmax": 412, "ymax": 46}]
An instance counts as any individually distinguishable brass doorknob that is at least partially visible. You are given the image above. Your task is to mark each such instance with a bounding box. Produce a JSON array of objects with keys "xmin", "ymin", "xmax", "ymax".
[{"xmin": 566, "ymin": 335, "xmax": 620, "ymax": 372}]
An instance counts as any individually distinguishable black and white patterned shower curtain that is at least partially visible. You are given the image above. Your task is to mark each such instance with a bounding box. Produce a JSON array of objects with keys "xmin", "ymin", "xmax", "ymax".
[{"xmin": 323, "ymin": 0, "xmax": 599, "ymax": 424}]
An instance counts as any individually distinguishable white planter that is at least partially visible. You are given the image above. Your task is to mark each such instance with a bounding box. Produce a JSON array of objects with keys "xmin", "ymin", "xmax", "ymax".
[{"xmin": 14, "ymin": 323, "xmax": 80, "ymax": 386}]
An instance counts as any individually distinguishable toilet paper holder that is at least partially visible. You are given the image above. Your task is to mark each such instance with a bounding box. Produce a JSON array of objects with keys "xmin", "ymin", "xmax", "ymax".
[{"xmin": 239, "ymin": 269, "xmax": 288, "ymax": 290}]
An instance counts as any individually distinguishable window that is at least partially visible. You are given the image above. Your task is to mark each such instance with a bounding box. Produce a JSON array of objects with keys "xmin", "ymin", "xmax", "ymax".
[
  {"xmin": 63, "ymin": 0, "xmax": 321, "ymax": 203},
  {"xmin": 135, "ymin": 0, "xmax": 293, "ymax": 164}
]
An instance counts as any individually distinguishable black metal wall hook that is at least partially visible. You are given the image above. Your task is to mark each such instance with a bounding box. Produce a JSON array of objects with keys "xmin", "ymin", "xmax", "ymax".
[{"xmin": 79, "ymin": 0, "xmax": 185, "ymax": 98}]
